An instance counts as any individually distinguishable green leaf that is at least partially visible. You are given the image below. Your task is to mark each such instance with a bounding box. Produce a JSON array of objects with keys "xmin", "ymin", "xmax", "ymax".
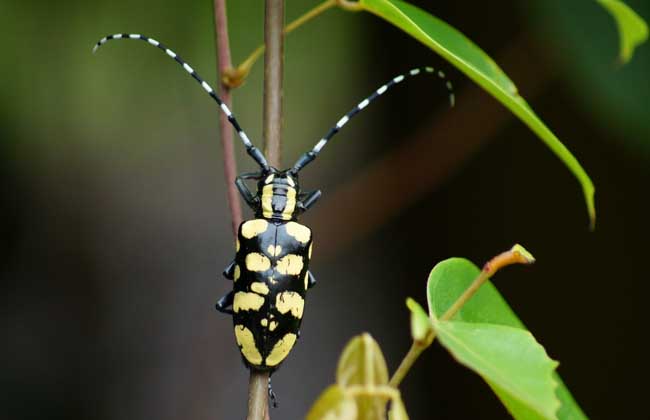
[
  {"xmin": 358, "ymin": 0, "xmax": 596, "ymax": 227},
  {"xmin": 433, "ymin": 320, "xmax": 560, "ymax": 420},
  {"xmin": 597, "ymin": 0, "xmax": 649, "ymax": 64},
  {"xmin": 336, "ymin": 334, "xmax": 390, "ymax": 419},
  {"xmin": 427, "ymin": 258, "xmax": 588, "ymax": 420},
  {"xmin": 406, "ymin": 297, "xmax": 434, "ymax": 345},
  {"xmin": 306, "ymin": 385, "xmax": 357, "ymax": 420}
]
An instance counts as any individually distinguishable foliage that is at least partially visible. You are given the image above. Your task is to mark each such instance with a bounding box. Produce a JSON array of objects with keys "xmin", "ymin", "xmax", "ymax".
[
  {"xmin": 221, "ymin": 1, "xmax": 648, "ymax": 418},
  {"xmin": 426, "ymin": 258, "xmax": 586, "ymax": 420},
  {"xmin": 308, "ymin": 246, "xmax": 587, "ymax": 420},
  {"xmin": 597, "ymin": 0, "xmax": 648, "ymax": 63}
]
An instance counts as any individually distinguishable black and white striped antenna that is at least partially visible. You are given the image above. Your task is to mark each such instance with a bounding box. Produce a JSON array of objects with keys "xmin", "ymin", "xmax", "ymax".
[
  {"xmin": 93, "ymin": 33, "xmax": 269, "ymax": 170},
  {"xmin": 291, "ymin": 67, "xmax": 454, "ymax": 174}
]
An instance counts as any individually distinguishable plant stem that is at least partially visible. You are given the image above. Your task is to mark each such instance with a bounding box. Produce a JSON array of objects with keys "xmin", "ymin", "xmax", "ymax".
[
  {"xmin": 262, "ymin": 0, "xmax": 285, "ymax": 166},
  {"xmin": 245, "ymin": 2, "xmax": 286, "ymax": 419},
  {"xmin": 237, "ymin": 0, "xmax": 336, "ymax": 76},
  {"xmin": 248, "ymin": 371, "xmax": 270, "ymax": 420},
  {"xmin": 388, "ymin": 340, "xmax": 428, "ymax": 388},
  {"xmin": 213, "ymin": 1, "xmax": 268, "ymax": 418},
  {"xmin": 213, "ymin": 0, "xmax": 243, "ymax": 235}
]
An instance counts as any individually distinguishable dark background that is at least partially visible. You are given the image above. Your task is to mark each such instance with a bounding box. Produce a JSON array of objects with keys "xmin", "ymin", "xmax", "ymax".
[{"xmin": 1, "ymin": 0, "xmax": 648, "ymax": 418}]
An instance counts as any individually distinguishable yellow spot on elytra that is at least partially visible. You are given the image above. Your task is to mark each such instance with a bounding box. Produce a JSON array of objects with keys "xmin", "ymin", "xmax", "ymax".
[
  {"xmin": 245, "ymin": 253, "xmax": 271, "ymax": 272},
  {"xmin": 276, "ymin": 254, "xmax": 304, "ymax": 276},
  {"xmin": 267, "ymin": 245, "xmax": 282, "ymax": 257},
  {"xmin": 234, "ymin": 325, "xmax": 262, "ymax": 365},
  {"xmin": 241, "ymin": 219, "xmax": 268, "ymax": 239},
  {"xmin": 265, "ymin": 333, "xmax": 298, "ymax": 366},
  {"xmin": 286, "ymin": 222, "xmax": 311, "ymax": 243},
  {"xmin": 265, "ymin": 174, "xmax": 275, "ymax": 184},
  {"xmin": 269, "ymin": 320, "xmax": 278, "ymax": 331},
  {"xmin": 276, "ymin": 291, "xmax": 304, "ymax": 318},
  {"xmin": 233, "ymin": 265, "xmax": 241, "ymax": 282},
  {"xmin": 251, "ymin": 282, "xmax": 270, "ymax": 295},
  {"xmin": 286, "ymin": 175, "xmax": 295, "ymax": 187},
  {"xmin": 308, "ymin": 243, "xmax": 313, "ymax": 259},
  {"xmin": 236, "ymin": 239, "xmax": 240, "ymax": 252},
  {"xmin": 261, "ymin": 318, "xmax": 269, "ymax": 327},
  {"xmin": 303, "ymin": 271, "xmax": 309, "ymax": 290},
  {"xmin": 234, "ymin": 292, "xmax": 265, "ymax": 312}
]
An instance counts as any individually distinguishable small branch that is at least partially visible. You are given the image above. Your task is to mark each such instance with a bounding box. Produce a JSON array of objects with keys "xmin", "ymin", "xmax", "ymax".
[
  {"xmin": 248, "ymin": 371, "xmax": 270, "ymax": 420},
  {"xmin": 213, "ymin": 0, "xmax": 243, "ymax": 234},
  {"xmin": 262, "ymin": 0, "xmax": 285, "ymax": 167},
  {"xmin": 388, "ymin": 341, "xmax": 427, "ymax": 388},
  {"xmin": 245, "ymin": 2, "xmax": 286, "ymax": 419}
]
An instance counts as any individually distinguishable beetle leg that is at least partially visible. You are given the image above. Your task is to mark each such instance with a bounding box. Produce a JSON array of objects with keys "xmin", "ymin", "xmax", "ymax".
[
  {"xmin": 223, "ymin": 260, "xmax": 236, "ymax": 280},
  {"xmin": 268, "ymin": 377, "xmax": 279, "ymax": 408},
  {"xmin": 307, "ymin": 271, "xmax": 317, "ymax": 289},
  {"xmin": 236, "ymin": 171, "xmax": 262, "ymax": 209},
  {"xmin": 298, "ymin": 190, "xmax": 322, "ymax": 212},
  {"xmin": 215, "ymin": 291, "xmax": 234, "ymax": 315}
]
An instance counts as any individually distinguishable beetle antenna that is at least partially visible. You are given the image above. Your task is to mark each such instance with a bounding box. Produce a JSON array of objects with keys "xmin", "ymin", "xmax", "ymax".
[
  {"xmin": 93, "ymin": 33, "xmax": 269, "ymax": 171},
  {"xmin": 291, "ymin": 67, "xmax": 454, "ymax": 174}
]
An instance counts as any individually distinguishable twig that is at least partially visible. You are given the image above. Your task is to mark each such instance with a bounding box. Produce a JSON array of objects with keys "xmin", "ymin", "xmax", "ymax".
[
  {"xmin": 388, "ymin": 341, "xmax": 427, "ymax": 388},
  {"xmin": 245, "ymin": 2, "xmax": 286, "ymax": 419},
  {"xmin": 262, "ymin": 0, "xmax": 285, "ymax": 166},
  {"xmin": 213, "ymin": 0, "xmax": 243, "ymax": 235},
  {"xmin": 213, "ymin": 1, "xmax": 268, "ymax": 418},
  {"xmin": 248, "ymin": 371, "xmax": 270, "ymax": 420},
  {"xmin": 235, "ymin": 0, "xmax": 337, "ymax": 79}
]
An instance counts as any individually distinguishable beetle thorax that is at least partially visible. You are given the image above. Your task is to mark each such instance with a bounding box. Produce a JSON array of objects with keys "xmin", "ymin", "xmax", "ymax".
[{"xmin": 257, "ymin": 171, "xmax": 299, "ymax": 221}]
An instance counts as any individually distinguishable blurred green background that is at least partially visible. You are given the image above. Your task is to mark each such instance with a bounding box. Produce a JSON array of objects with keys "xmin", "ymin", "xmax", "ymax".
[{"xmin": 1, "ymin": 0, "xmax": 648, "ymax": 418}]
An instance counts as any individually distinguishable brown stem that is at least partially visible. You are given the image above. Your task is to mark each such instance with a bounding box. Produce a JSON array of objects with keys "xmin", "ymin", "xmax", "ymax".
[
  {"xmin": 235, "ymin": 0, "xmax": 337, "ymax": 79},
  {"xmin": 248, "ymin": 371, "xmax": 270, "ymax": 420},
  {"xmin": 262, "ymin": 0, "xmax": 285, "ymax": 167},
  {"xmin": 214, "ymin": 1, "xmax": 265, "ymax": 417},
  {"xmin": 213, "ymin": 0, "xmax": 243, "ymax": 235},
  {"xmin": 245, "ymin": 2, "xmax": 286, "ymax": 419}
]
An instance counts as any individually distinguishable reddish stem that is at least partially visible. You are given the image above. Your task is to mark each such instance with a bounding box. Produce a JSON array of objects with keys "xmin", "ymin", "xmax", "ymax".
[{"xmin": 213, "ymin": 0, "xmax": 243, "ymax": 235}]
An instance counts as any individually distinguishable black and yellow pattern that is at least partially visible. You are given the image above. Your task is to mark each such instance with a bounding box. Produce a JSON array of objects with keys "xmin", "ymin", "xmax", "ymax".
[{"xmin": 231, "ymin": 218, "xmax": 313, "ymax": 370}]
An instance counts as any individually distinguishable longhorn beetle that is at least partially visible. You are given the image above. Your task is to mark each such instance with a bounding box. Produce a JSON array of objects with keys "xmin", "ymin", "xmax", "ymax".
[{"xmin": 93, "ymin": 33, "xmax": 454, "ymax": 396}]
